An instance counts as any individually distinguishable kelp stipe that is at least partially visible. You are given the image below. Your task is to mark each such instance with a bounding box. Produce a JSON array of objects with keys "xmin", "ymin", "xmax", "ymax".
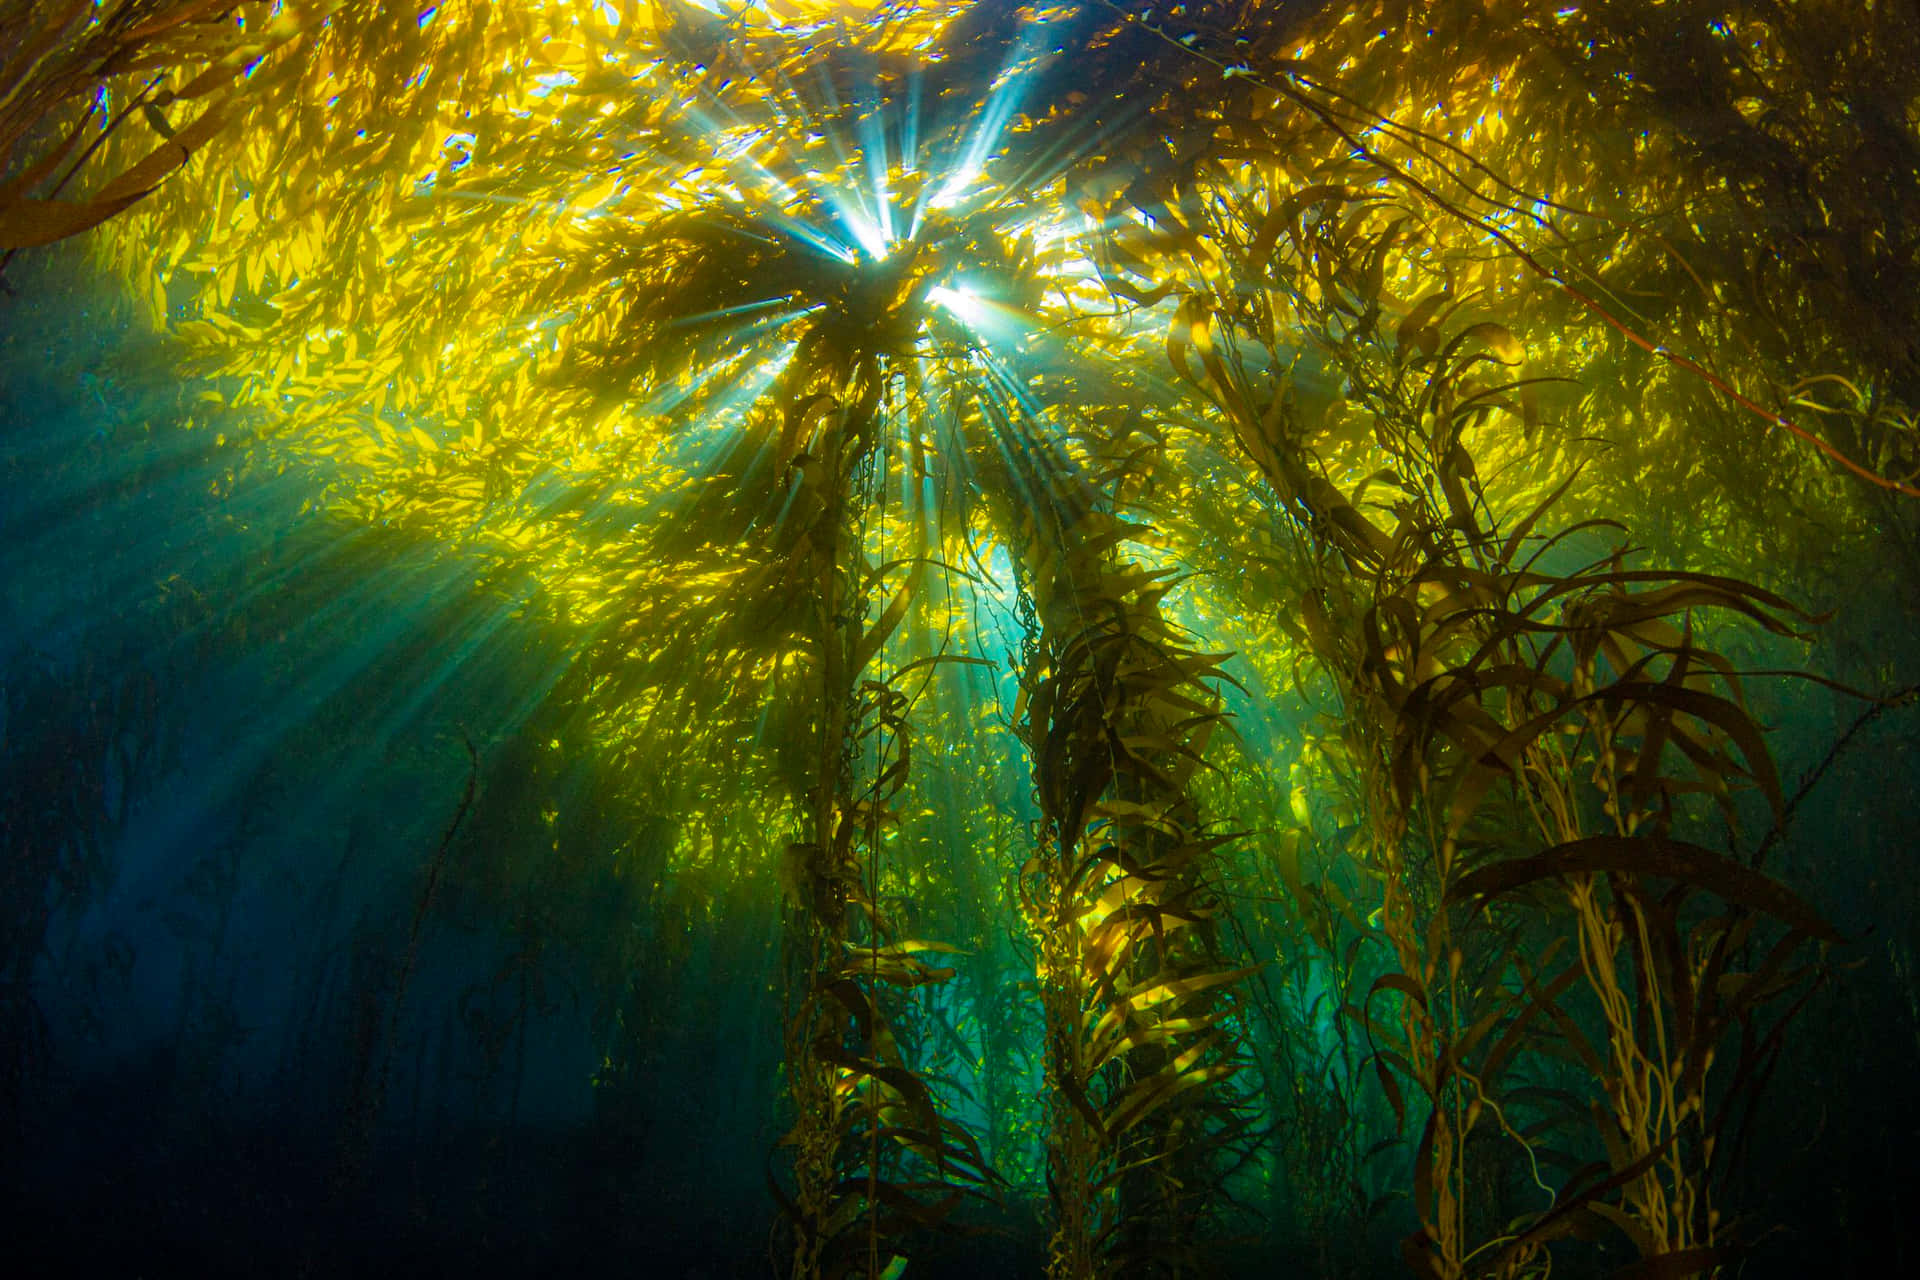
[
  {"xmin": 600, "ymin": 209, "xmax": 999, "ymax": 1276},
  {"xmin": 952, "ymin": 388, "xmax": 1261, "ymax": 1277}
]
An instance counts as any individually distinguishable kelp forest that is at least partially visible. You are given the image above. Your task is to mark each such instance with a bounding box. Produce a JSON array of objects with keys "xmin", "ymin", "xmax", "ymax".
[{"xmin": 4, "ymin": 1, "xmax": 1920, "ymax": 1276}]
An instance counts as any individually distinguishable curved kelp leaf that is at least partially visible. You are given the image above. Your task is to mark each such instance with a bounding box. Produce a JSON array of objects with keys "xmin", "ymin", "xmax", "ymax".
[{"xmin": 1448, "ymin": 835, "xmax": 1839, "ymax": 942}]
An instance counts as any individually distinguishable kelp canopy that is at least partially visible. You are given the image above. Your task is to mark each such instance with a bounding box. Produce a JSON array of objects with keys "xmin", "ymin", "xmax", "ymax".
[{"xmin": 3, "ymin": 1, "xmax": 1918, "ymax": 1277}]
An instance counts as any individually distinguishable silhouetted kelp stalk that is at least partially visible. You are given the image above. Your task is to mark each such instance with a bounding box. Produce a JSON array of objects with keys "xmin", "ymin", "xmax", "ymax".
[
  {"xmin": 1750, "ymin": 682, "xmax": 1920, "ymax": 872},
  {"xmin": 779, "ymin": 665, "xmax": 999, "ymax": 1280},
  {"xmin": 593, "ymin": 200, "xmax": 998, "ymax": 1275},
  {"xmin": 335, "ymin": 734, "xmax": 476, "ymax": 1197},
  {"xmin": 997, "ymin": 455, "xmax": 1256, "ymax": 1278},
  {"xmin": 790, "ymin": 430, "xmax": 1003, "ymax": 1276}
]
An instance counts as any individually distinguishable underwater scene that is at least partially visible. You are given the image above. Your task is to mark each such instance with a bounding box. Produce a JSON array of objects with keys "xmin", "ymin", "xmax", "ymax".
[{"xmin": 3, "ymin": 1, "xmax": 1919, "ymax": 1276}]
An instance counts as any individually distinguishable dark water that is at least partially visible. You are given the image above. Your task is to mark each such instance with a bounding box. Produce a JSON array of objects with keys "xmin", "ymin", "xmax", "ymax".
[{"xmin": 0, "ymin": 256, "xmax": 784, "ymax": 1276}]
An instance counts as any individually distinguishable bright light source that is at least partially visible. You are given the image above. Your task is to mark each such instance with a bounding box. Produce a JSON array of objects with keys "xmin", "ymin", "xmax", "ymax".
[
  {"xmin": 848, "ymin": 212, "xmax": 892, "ymax": 259},
  {"xmin": 927, "ymin": 284, "xmax": 988, "ymax": 326}
]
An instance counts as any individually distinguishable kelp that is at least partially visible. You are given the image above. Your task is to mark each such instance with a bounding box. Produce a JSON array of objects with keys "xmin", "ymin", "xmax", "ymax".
[
  {"xmin": 779, "ymin": 671, "xmax": 998, "ymax": 1280},
  {"xmin": 1133, "ymin": 103, "xmax": 1844, "ymax": 1272},
  {"xmin": 990, "ymin": 439, "xmax": 1255, "ymax": 1277},
  {"xmin": 0, "ymin": 0, "xmax": 330, "ymax": 278},
  {"xmin": 627, "ymin": 208, "xmax": 999, "ymax": 1276},
  {"xmin": 775, "ymin": 371, "xmax": 992, "ymax": 1275}
]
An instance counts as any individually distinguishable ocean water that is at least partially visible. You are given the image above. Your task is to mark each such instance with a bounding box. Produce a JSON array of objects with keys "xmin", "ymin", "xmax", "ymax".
[{"xmin": 4, "ymin": 3, "xmax": 1920, "ymax": 1277}]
